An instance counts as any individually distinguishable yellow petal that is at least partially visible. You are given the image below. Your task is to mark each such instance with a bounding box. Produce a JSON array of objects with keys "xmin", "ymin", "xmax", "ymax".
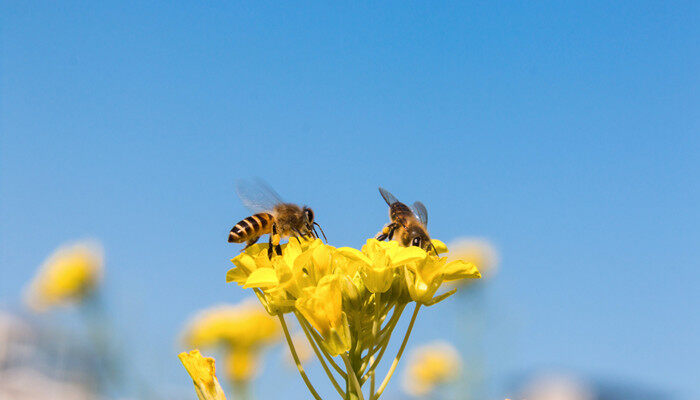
[
  {"xmin": 430, "ymin": 239, "xmax": 449, "ymax": 254},
  {"xmin": 442, "ymin": 260, "xmax": 481, "ymax": 281},
  {"xmin": 387, "ymin": 246, "xmax": 427, "ymax": 266},
  {"xmin": 243, "ymin": 268, "xmax": 279, "ymax": 289},
  {"xmin": 312, "ymin": 245, "xmax": 333, "ymax": 272},
  {"xmin": 336, "ymin": 247, "xmax": 372, "ymax": 266},
  {"xmin": 178, "ymin": 350, "xmax": 227, "ymax": 400},
  {"xmin": 225, "ymin": 267, "xmax": 248, "ymax": 284},
  {"xmin": 231, "ymin": 253, "xmax": 257, "ymax": 272}
]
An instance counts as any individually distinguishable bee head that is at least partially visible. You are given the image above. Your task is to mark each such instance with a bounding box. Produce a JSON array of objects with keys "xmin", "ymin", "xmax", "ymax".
[
  {"xmin": 407, "ymin": 225, "xmax": 433, "ymax": 252},
  {"xmin": 302, "ymin": 206, "xmax": 314, "ymax": 224},
  {"xmin": 303, "ymin": 207, "xmax": 328, "ymax": 243}
]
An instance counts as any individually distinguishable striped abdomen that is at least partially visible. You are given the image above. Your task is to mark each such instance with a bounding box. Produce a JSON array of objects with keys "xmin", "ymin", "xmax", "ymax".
[
  {"xmin": 228, "ymin": 213, "xmax": 274, "ymax": 243},
  {"xmin": 389, "ymin": 202, "xmax": 413, "ymax": 225}
]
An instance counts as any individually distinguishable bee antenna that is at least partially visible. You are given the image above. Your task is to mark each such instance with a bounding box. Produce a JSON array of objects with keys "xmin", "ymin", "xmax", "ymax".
[
  {"xmin": 430, "ymin": 241, "xmax": 439, "ymax": 255},
  {"xmin": 313, "ymin": 222, "xmax": 328, "ymax": 242}
]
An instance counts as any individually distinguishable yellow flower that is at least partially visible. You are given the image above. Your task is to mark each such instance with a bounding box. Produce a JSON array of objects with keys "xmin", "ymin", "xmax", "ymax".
[
  {"xmin": 182, "ymin": 299, "xmax": 280, "ymax": 349},
  {"xmin": 402, "ymin": 341, "xmax": 461, "ymax": 397},
  {"xmin": 24, "ymin": 241, "xmax": 103, "ymax": 311},
  {"xmin": 338, "ymin": 239, "xmax": 425, "ymax": 294},
  {"xmin": 225, "ymin": 236, "xmax": 483, "ymax": 400},
  {"xmin": 403, "ymin": 248, "xmax": 481, "ymax": 305},
  {"xmin": 295, "ymin": 274, "xmax": 351, "ymax": 356},
  {"xmin": 181, "ymin": 299, "xmax": 281, "ymax": 384},
  {"xmin": 227, "ymin": 239, "xmax": 316, "ymax": 315},
  {"xmin": 179, "ymin": 349, "xmax": 227, "ymax": 400},
  {"xmin": 448, "ymin": 237, "xmax": 499, "ymax": 281}
]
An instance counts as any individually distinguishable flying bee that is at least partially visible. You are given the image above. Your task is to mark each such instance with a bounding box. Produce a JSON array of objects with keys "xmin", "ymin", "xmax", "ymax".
[
  {"xmin": 228, "ymin": 179, "xmax": 326, "ymax": 258},
  {"xmin": 375, "ymin": 187, "xmax": 438, "ymax": 254}
]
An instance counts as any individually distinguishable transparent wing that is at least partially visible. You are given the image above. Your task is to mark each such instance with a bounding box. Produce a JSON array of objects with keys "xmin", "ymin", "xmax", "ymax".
[
  {"xmin": 235, "ymin": 178, "xmax": 284, "ymax": 213},
  {"xmin": 411, "ymin": 201, "xmax": 429, "ymax": 226},
  {"xmin": 378, "ymin": 187, "xmax": 400, "ymax": 206}
]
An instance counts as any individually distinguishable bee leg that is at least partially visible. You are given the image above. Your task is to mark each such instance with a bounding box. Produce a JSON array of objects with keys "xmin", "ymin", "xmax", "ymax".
[
  {"xmin": 376, "ymin": 223, "xmax": 398, "ymax": 241},
  {"xmin": 267, "ymin": 224, "xmax": 276, "ymax": 258},
  {"xmin": 268, "ymin": 223, "xmax": 282, "ymax": 258}
]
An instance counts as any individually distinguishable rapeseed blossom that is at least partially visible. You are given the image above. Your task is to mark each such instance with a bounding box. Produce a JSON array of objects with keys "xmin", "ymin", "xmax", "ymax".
[
  {"xmin": 226, "ymin": 237, "xmax": 480, "ymax": 400},
  {"xmin": 25, "ymin": 241, "xmax": 103, "ymax": 311}
]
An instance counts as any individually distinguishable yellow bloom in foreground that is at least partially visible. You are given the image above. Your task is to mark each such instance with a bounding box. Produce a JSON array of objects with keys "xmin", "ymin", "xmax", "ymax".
[
  {"xmin": 24, "ymin": 241, "xmax": 103, "ymax": 311},
  {"xmin": 225, "ymin": 236, "xmax": 482, "ymax": 399},
  {"xmin": 402, "ymin": 341, "xmax": 461, "ymax": 397},
  {"xmin": 179, "ymin": 350, "xmax": 227, "ymax": 400},
  {"xmin": 448, "ymin": 237, "xmax": 499, "ymax": 281}
]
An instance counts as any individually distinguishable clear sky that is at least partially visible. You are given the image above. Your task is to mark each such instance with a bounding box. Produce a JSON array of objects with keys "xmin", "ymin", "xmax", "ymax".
[{"xmin": 1, "ymin": 1, "xmax": 698, "ymax": 399}]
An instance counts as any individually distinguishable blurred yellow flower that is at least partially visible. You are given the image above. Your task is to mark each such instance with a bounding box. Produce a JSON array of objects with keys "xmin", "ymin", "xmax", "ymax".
[
  {"xmin": 402, "ymin": 341, "xmax": 461, "ymax": 397},
  {"xmin": 448, "ymin": 237, "xmax": 499, "ymax": 280},
  {"xmin": 24, "ymin": 241, "xmax": 103, "ymax": 311},
  {"xmin": 179, "ymin": 349, "xmax": 227, "ymax": 400},
  {"xmin": 181, "ymin": 299, "xmax": 281, "ymax": 384}
]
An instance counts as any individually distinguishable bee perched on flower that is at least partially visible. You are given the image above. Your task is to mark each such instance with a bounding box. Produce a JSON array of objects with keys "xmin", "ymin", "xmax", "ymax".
[
  {"xmin": 402, "ymin": 341, "xmax": 462, "ymax": 397},
  {"xmin": 181, "ymin": 299, "xmax": 281, "ymax": 394},
  {"xmin": 226, "ymin": 236, "xmax": 480, "ymax": 400},
  {"xmin": 24, "ymin": 241, "xmax": 104, "ymax": 311}
]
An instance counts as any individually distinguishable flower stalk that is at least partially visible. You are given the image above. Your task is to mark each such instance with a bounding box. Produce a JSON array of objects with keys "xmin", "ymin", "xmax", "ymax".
[{"xmin": 227, "ymin": 237, "xmax": 480, "ymax": 399}]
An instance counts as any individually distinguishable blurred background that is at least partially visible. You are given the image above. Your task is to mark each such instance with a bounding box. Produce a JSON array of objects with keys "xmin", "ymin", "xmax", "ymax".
[{"xmin": 1, "ymin": 1, "xmax": 698, "ymax": 399}]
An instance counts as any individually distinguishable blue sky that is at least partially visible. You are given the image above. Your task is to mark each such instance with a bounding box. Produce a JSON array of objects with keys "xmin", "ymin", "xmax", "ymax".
[{"xmin": 1, "ymin": 1, "xmax": 698, "ymax": 399}]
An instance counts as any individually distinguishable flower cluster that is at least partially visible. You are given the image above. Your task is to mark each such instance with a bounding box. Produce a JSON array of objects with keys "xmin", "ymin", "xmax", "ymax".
[
  {"xmin": 226, "ymin": 237, "xmax": 480, "ymax": 400},
  {"xmin": 24, "ymin": 241, "xmax": 103, "ymax": 311},
  {"xmin": 182, "ymin": 300, "xmax": 281, "ymax": 384}
]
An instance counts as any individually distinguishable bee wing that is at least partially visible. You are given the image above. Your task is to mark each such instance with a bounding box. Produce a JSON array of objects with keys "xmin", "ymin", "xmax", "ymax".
[
  {"xmin": 235, "ymin": 178, "xmax": 284, "ymax": 213},
  {"xmin": 411, "ymin": 201, "xmax": 429, "ymax": 226},
  {"xmin": 378, "ymin": 187, "xmax": 400, "ymax": 206}
]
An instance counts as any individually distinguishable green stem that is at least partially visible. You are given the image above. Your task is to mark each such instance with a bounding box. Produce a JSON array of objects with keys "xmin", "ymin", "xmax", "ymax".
[
  {"xmin": 277, "ymin": 314, "xmax": 323, "ymax": 400},
  {"xmin": 342, "ymin": 353, "xmax": 365, "ymax": 400},
  {"xmin": 297, "ymin": 314, "xmax": 347, "ymax": 379},
  {"xmin": 294, "ymin": 312, "xmax": 347, "ymax": 398},
  {"xmin": 360, "ymin": 304, "xmax": 406, "ymax": 382},
  {"xmin": 372, "ymin": 304, "xmax": 421, "ymax": 400}
]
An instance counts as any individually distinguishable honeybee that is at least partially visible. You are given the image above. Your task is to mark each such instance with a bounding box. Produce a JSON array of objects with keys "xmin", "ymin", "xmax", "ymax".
[
  {"xmin": 228, "ymin": 179, "xmax": 326, "ymax": 257},
  {"xmin": 375, "ymin": 187, "xmax": 437, "ymax": 254}
]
